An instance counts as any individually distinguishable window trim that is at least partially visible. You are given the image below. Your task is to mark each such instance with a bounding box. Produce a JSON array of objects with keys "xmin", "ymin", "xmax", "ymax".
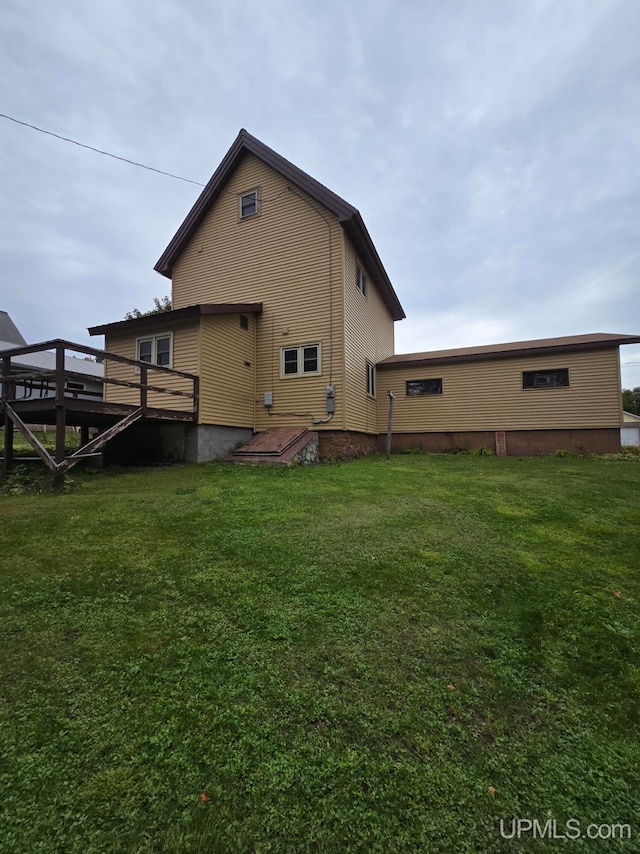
[
  {"xmin": 522, "ymin": 368, "xmax": 569, "ymax": 390},
  {"xmin": 239, "ymin": 188, "xmax": 260, "ymax": 219},
  {"xmin": 406, "ymin": 378, "xmax": 443, "ymax": 397},
  {"xmin": 366, "ymin": 361, "xmax": 376, "ymax": 398},
  {"xmin": 356, "ymin": 262, "xmax": 367, "ymax": 297},
  {"xmin": 280, "ymin": 342, "xmax": 322, "ymax": 378},
  {"xmin": 135, "ymin": 332, "xmax": 173, "ymax": 371}
]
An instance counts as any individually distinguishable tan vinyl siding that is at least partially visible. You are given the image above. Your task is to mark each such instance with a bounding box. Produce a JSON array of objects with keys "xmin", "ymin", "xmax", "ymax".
[
  {"xmin": 199, "ymin": 314, "xmax": 255, "ymax": 427},
  {"xmin": 104, "ymin": 322, "xmax": 198, "ymax": 413},
  {"xmin": 343, "ymin": 236, "xmax": 395, "ymax": 433},
  {"xmin": 378, "ymin": 348, "xmax": 623, "ymax": 432},
  {"xmin": 172, "ymin": 154, "xmax": 344, "ymax": 430}
]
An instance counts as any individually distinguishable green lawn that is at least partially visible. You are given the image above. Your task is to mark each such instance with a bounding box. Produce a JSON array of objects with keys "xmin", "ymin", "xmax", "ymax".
[{"xmin": 0, "ymin": 455, "xmax": 638, "ymax": 852}]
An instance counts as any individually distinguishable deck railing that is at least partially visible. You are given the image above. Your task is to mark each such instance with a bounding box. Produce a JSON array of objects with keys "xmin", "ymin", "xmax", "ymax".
[
  {"xmin": 1, "ymin": 339, "xmax": 199, "ymax": 418},
  {"xmin": 1, "ymin": 339, "xmax": 199, "ymax": 485}
]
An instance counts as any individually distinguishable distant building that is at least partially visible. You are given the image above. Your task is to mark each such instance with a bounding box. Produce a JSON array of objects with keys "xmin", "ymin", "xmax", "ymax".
[{"xmin": 0, "ymin": 312, "xmax": 103, "ymax": 402}]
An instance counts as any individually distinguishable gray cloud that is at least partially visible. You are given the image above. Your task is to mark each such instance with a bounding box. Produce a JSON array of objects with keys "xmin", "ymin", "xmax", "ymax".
[{"xmin": 1, "ymin": 0, "xmax": 638, "ymax": 386}]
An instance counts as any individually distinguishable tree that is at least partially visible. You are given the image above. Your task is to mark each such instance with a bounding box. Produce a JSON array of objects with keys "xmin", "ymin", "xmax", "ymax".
[
  {"xmin": 124, "ymin": 295, "xmax": 172, "ymax": 320},
  {"xmin": 622, "ymin": 387, "xmax": 640, "ymax": 415}
]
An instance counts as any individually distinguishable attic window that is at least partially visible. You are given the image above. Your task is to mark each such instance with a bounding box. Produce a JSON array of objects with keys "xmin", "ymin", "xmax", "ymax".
[
  {"xmin": 356, "ymin": 263, "xmax": 367, "ymax": 297},
  {"xmin": 240, "ymin": 189, "xmax": 259, "ymax": 219}
]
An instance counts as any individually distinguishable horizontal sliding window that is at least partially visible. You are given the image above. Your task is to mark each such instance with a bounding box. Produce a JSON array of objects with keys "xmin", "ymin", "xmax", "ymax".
[
  {"xmin": 281, "ymin": 343, "xmax": 321, "ymax": 377},
  {"xmin": 406, "ymin": 378, "xmax": 442, "ymax": 396},
  {"xmin": 522, "ymin": 369, "xmax": 569, "ymax": 389}
]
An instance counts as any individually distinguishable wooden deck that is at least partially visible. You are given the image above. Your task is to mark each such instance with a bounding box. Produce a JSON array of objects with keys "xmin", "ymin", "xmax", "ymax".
[
  {"xmin": 2, "ymin": 396, "xmax": 195, "ymax": 428},
  {"xmin": 1, "ymin": 339, "xmax": 199, "ymax": 485}
]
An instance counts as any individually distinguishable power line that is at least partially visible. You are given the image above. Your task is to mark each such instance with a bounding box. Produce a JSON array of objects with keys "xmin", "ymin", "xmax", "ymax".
[{"xmin": 0, "ymin": 112, "xmax": 206, "ymax": 187}]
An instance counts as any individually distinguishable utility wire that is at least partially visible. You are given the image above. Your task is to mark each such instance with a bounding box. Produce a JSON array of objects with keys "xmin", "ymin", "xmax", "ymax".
[{"xmin": 0, "ymin": 112, "xmax": 206, "ymax": 187}]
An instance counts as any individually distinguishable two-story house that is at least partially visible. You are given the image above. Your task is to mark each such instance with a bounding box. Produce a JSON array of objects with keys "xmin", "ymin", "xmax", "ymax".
[
  {"xmin": 89, "ymin": 129, "xmax": 405, "ymax": 461},
  {"xmin": 88, "ymin": 130, "xmax": 638, "ymax": 459}
]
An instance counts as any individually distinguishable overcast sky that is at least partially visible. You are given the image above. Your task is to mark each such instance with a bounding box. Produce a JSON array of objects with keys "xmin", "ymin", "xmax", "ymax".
[{"xmin": 1, "ymin": 0, "xmax": 639, "ymax": 387}]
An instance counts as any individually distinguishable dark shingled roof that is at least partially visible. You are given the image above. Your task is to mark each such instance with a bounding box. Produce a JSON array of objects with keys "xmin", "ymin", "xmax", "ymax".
[
  {"xmin": 378, "ymin": 333, "xmax": 640, "ymax": 369},
  {"xmin": 153, "ymin": 129, "xmax": 405, "ymax": 322},
  {"xmin": 88, "ymin": 303, "xmax": 262, "ymax": 336},
  {"xmin": 0, "ymin": 311, "xmax": 28, "ymax": 347}
]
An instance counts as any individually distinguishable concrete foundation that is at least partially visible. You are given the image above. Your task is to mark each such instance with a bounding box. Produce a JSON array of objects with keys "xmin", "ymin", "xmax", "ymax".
[
  {"xmin": 105, "ymin": 422, "xmax": 252, "ymax": 464},
  {"xmin": 318, "ymin": 431, "xmax": 378, "ymax": 460},
  {"xmin": 185, "ymin": 424, "xmax": 253, "ymax": 463},
  {"xmin": 381, "ymin": 428, "xmax": 621, "ymax": 456}
]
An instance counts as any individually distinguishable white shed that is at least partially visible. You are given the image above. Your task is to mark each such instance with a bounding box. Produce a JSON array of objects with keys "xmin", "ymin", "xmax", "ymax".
[{"xmin": 621, "ymin": 411, "xmax": 640, "ymax": 447}]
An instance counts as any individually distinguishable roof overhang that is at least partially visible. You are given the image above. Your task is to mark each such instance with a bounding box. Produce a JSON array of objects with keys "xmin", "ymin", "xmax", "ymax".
[
  {"xmin": 153, "ymin": 129, "xmax": 405, "ymax": 322},
  {"xmin": 377, "ymin": 333, "xmax": 640, "ymax": 370},
  {"xmin": 88, "ymin": 303, "xmax": 263, "ymax": 337}
]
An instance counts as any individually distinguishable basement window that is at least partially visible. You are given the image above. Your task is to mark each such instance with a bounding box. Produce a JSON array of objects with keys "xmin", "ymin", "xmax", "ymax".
[
  {"xmin": 356, "ymin": 263, "xmax": 367, "ymax": 297},
  {"xmin": 136, "ymin": 333, "xmax": 172, "ymax": 369},
  {"xmin": 366, "ymin": 361, "xmax": 376, "ymax": 398},
  {"xmin": 239, "ymin": 189, "xmax": 259, "ymax": 219},
  {"xmin": 406, "ymin": 378, "xmax": 443, "ymax": 396},
  {"xmin": 523, "ymin": 369, "xmax": 569, "ymax": 389},
  {"xmin": 281, "ymin": 343, "xmax": 321, "ymax": 377}
]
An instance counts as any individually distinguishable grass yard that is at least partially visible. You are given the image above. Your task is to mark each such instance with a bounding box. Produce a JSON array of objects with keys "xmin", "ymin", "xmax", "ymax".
[{"xmin": 0, "ymin": 454, "xmax": 638, "ymax": 852}]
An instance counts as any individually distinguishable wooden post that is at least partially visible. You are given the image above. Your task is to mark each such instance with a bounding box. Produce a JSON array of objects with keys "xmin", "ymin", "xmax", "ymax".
[
  {"xmin": 495, "ymin": 431, "xmax": 507, "ymax": 456},
  {"xmin": 2, "ymin": 356, "xmax": 14, "ymax": 477},
  {"xmin": 140, "ymin": 365, "xmax": 148, "ymax": 415},
  {"xmin": 192, "ymin": 374, "xmax": 200, "ymax": 421},
  {"xmin": 386, "ymin": 391, "xmax": 395, "ymax": 461},
  {"xmin": 53, "ymin": 344, "xmax": 66, "ymax": 489}
]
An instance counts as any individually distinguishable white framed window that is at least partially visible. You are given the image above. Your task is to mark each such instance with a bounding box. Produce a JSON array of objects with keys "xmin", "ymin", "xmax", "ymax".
[
  {"xmin": 136, "ymin": 333, "xmax": 173, "ymax": 369},
  {"xmin": 281, "ymin": 343, "xmax": 321, "ymax": 378},
  {"xmin": 366, "ymin": 361, "xmax": 376, "ymax": 398},
  {"xmin": 239, "ymin": 189, "xmax": 259, "ymax": 219},
  {"xmin": 356, "ymin": 262, "xmax": 367, "ymax": 297}
]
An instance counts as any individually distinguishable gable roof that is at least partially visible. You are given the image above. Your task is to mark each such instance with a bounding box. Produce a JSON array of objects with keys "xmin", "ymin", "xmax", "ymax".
[
  {"xmin": 378, "ymin": 332, "xmax": 640, "ymax": 369},
  {"xmin": 0, "ymin": 311, "xmax": 28, "ymax": 347},
  {"xmin": 154, "ymin": 129, "xmax": 406, "ymax": 321}
]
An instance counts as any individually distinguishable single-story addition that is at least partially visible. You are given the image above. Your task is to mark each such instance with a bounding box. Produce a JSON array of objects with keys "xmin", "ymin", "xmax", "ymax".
[
  {"xmin": 377, "ymin": 334, "xmax": 639, "ymax": 456},
  {"xmin": 86, "ymin": 129, "xmax": 639, "ymax": 460}
]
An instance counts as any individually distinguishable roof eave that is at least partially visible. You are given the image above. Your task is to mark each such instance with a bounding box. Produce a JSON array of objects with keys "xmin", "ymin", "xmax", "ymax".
[
  {"xmin": 153, "ymin": 129, "xmax": 406, "ymax": 321},
  {"xmin": 154, "ymin": 128, "xmax": 357, "ymax": 278},
  {"xmin": 88, "ymin": 303, "xmax": 263, "ymax": 337},
  {"xmin": 378, "ymin": 336, "xmax": 640, "ymax": 369},
  {"xmin": 343, "ymin": 214, "xmax": 405, "ymax": 321}
]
